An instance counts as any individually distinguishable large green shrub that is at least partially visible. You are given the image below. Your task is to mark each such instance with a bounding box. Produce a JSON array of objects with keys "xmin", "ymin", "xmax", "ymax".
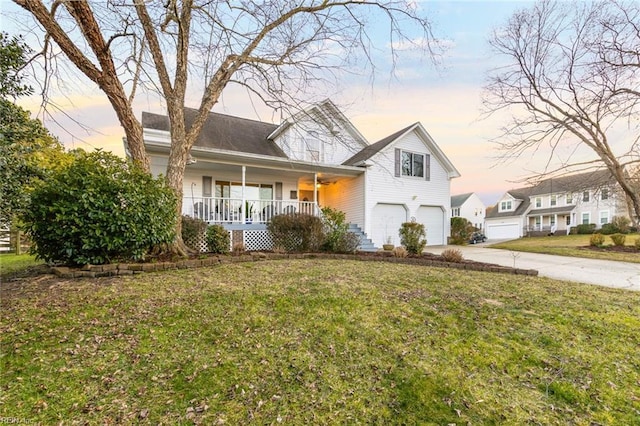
[
  {"xmin": 23, "ymin": 150, "xmax": 177, "ymax": 265},
  {"xmin": 450, "ymin": 217, "xmax": 474, "ymax": 245},
  {"xmin": 321, "ymin": 206, "xmax": 360, "ymax": 253},
  {"xmin": 267, "ymin": 213, "xmax": 324, "ymax": 252},
  {"xmin": 399, "ymin": 222, "xmax": 427, "ymax": 255},
  {"xmin": 206, "ymin": 224, "xmax": 230, "ymax": 254}
]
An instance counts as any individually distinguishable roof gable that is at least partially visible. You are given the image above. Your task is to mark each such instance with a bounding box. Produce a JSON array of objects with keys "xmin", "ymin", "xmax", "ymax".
[
  {"xmin": 451, "ymin": 192, "xmax": 473, "ymax": 208},
  {"xmin": 344, "ymin": 122, "xmax": 461, "ymax": 178}
]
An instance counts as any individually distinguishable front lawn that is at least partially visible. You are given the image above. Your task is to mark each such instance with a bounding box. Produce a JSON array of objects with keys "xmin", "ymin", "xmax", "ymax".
[
  {"xmin": 490, "ymin": 234, "xmax": 640, "ymax": 263},
  {"xmin": 2, "ymin": 259, "xmax": 639, "ymax": 424},
  {"xmin": 0, "ymin": 253, "xmax": 45, "ymax": 278}
]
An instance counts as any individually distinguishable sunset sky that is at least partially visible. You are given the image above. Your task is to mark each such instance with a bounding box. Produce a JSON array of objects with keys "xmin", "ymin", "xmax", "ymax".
[{"xmin": 2, "ymin": 0, "xmax": 588, "ymax": 206}]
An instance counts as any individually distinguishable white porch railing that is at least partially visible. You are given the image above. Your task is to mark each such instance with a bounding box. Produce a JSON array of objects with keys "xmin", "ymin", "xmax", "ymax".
[{"xmin": 183, "ymin": 197, "xmax": 320, "ymax": 224}]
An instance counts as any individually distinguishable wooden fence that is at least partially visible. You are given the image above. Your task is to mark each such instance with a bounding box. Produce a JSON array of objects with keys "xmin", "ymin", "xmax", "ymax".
[{"xmin": 0, "ymin": 228, "xmax": 31, "ymax": 254}]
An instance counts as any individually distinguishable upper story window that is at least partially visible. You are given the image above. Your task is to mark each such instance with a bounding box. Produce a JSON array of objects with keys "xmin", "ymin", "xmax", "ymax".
[
  {"xmin": 535, "ymin": 197, "xmax": 542, "ymax": 208},
  {"xmin": 395, "ymin": 149, "xmax": 431, "ymax": 181},
  {"xmin": 402, "ymin": 151, "xmax": 424, "ymax": 178},
  {"xmin": 566, "ymin": 193, "xmax": 573, "ymax": 204},
  {"xmin": 550, "ymin": 195, "xmax": 557, "ymax": 206},
  {"xmin": 451, "ymin": 208, "xmax": 460, "ymax": 217},
  {"xmin": 583, "ymin": 191, "xmax": 590, "ymax": 202},
  {"xmin": 500, "ymin": 200, "xmax": 513, "ymax": 211},
  {"xmin": 305, "ymin": 131, "xmax": 321, "ymax": 162},
  {"xmin": 601, "ymin": 188, "xmax": 609, "ymax": 200}
]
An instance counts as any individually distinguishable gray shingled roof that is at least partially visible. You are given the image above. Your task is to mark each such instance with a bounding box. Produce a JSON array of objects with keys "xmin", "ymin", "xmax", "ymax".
[
  {"xmin": 526, "ymin": 170, "xmax": 615, "ymax": 196},
  {"xmin": 451, "ymin": 193, "xmax": 473, "ymax": 208},
  {"xmin": 342, "ymin": 123, "xmax": 416, "ymax": 166},
  {"xmin": 141, "ymin": 108, "xmax": 286, "ymax": 158},
  {"xmin": 527, "ymin": 206, "xmax": 575, "ymax": 216}
]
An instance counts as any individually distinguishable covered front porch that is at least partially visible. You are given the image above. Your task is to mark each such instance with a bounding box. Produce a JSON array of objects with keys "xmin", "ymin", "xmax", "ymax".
[{"xmin": 525, "ymin": 206, "xmax": 575, "ymax": 235}]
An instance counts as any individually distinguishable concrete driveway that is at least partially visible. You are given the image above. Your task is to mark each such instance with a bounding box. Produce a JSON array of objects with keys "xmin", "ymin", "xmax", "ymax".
[{"xmin": 427, "ymin": 244, "xmax": 640, "ymax": 291}]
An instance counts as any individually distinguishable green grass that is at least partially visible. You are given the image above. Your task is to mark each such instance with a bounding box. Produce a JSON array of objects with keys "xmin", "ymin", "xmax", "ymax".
[
  {"xmin": 2, "ymin": 259, "xmax": 639, "ymax": 424},
  {"xmin": 0, "ymin": 253, "xmax": 45, "ymax": 278},
  {"xmin": 490, "ymin": 234, "xmax": 640, "ymax": 263}
]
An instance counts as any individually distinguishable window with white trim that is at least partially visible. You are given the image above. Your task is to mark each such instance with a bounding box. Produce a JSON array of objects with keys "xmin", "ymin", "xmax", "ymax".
[
  {"xmin": 451, "ymin": 208, "xmax": 460, "ymax": 217},
  {"xmin": 305, "ymin": 131, "xmax": 321, "ymax": 162},
  {"xmin": 601, "ymin": 188, "xmax": 609, "ymax": 200},
  {"xmin": 500, "ymin": 200, "xmax": 513, "ymax": 211},
  {"xmin": 535, "ymin": 197, "xmax": 542, "ymax": 208},
  {"xmin": 600, "ymin": 211, "xmax": 609, "ymax": 225},
  {"xmin": 395, "ymin": 149, "xmax": 431, "ymax": 180},
  {"xmin": 550, "ymin": 216, "xmax": 556, "ymax": 226},
  {"xmin": 566, "ymin": 193, "xmax": 573, "ymax": 204},
  {"xmin": 581, "ymin": 212, "xmax": 590, "ymax": 224},
  {"xmin": 550, "ymin": 195, "xmax": 557, "ymax": 206},
  {"xmin": 583, "ymin": 191, "xmax": 590, "ymax": 202}
]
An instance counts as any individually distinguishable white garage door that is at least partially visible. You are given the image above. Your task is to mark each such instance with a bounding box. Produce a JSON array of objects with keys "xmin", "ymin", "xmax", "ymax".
[
  {"xmin": 416, "ymin": 206, "xmax": 445, "ymax": 246},
  {"xmin": 372, "ymin": 204, "xmax": 407, "ymax": 247},
  {"xmin": 486, "ymin": 223, "xmax": 520, "ymax": 240}
]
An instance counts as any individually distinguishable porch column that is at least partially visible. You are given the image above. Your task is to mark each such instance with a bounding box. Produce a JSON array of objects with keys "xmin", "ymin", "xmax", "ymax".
[
  {"xmin": 241, "ymin": 166, "xmax": 246, "ymax": 221},
  {"xmin": 314, "ymin": 173, "xmax": 318, "ymax": 203},
  {"xmin": 539, "ymin": 215, "xmax": 543, "ymax": 231}
]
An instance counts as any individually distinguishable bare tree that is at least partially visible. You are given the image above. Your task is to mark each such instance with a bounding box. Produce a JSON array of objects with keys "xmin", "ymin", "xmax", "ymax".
[
  {"xmin": 13, "ymin": 0, "xmax": 440, "ymax": 254},
  {"xmin": 483, "ymin": 0, "xmax": 640, "ymax": 225}
]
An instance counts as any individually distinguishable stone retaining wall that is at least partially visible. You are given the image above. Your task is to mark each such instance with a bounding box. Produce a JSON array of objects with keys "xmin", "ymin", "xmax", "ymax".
[{"xmin": 50, "ymin": 252, "xmax": 538, "ymax": 279}]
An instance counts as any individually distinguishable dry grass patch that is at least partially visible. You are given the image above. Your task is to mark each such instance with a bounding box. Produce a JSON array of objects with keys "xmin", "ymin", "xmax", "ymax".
[{"xmin": 2, "ymin": 259, "xmax": 639, "ymax": 424}]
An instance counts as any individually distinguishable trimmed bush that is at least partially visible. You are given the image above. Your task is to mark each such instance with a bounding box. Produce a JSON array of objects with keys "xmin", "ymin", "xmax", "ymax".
[
  {"xmin": 610, "ymin": 233, "xmax": 626, "ymax": 246},
  {"xmin": 267, "ymin": 213, "xmax": 324, "ymax": 252},
  {"xmin": 206, "ymin": 224, "xmax": 230, "ymax": 254},
  {"xmin": 589, "ymin": 233, "xmax": 605, "ymax": 247},
  {"xmin": 450, "ymin": 217, "xmax": 474, "ymax": 245},
  {"xmin": 441, "ymin": 248, "xmax": 464, "ymax": 263},
  {"xmin": 599, "ymin": 223, "xmax": 618, "ymax": 235},
  {"xmin": 181, "ymin": 215, "xmax": 207, "ymax": 250},
  {"xmin": 321, "ymin": 206, "xmax": 360, "ymax": 253},
  {"xmin": 635, "ymin": 237, "xmax": 640, "ymax": 250},
  {"xmin": 399, "ymin": 222, "xmax": 427, "ymax": 255},
  {"xmin": 23, "ymin": 150, "xmax": 177, "ymax": 265},
  {"xmin": 576, "ymin": 223, "xmax": 597, "ymax": 234}
]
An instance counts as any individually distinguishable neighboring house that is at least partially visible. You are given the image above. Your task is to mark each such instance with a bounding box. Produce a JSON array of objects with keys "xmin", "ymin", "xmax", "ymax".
[
  {"xmin": 484, "ymin": 170, "xmax": 628, "ymax": 240},
  {"xmin": 450, "ymin": 192, "xmax": 486, "ymax": 230},
  {"xmin": 140, "ymin": 99, "xmax": 460, "ymax": 250}
]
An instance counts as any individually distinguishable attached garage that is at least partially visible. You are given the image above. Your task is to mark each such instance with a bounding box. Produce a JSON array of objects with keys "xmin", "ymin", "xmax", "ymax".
[
  {"xmin": 416, "ymin": 205, "xmax": 446, "ymax": 246},
  {"xmin": 485, "ymin": 222, "xmax": 521, "ymax": 240},
  {"xmin": 372, "ymin": 203, "xmax": 407, "ymax": 247}
]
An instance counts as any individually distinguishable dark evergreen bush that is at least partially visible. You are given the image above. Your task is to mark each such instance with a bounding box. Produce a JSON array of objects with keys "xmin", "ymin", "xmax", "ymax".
[
  {"xmin": 576, "ymin": 223, "xmax": 596, "ymax": 234},
  {"xmin": 267, "ymin": 213, "xmax": 324, "ymax": 252},
  {"xmin": 181, "ymin": 215, "xmax": 207, "ymax": 250},
  {"xmin": 23, "ymin": 150, "xmax": 177, "ymax": 265},
  {"xmin": 206, "ymin": 224, "xmax": 230, "ymax": 254},
  {"xmin": 399, "ymin": 222, "xmax": 427, "ymax": 255}
]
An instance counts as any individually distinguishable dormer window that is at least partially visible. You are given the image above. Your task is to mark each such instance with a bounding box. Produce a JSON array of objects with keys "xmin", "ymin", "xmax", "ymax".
[
  {"xmin": 583, "ymin": 191, "xmax": 590, "ymax": 202},
  {"xmin": 535, "ymin": 197, "xmax": 541, "ymax": 208},
  {"xmin": 500, "ymin": 200, "xmax": 513, "ymax": 211}
]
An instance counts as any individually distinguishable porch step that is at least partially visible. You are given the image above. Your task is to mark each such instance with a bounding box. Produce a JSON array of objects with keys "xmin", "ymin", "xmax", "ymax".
[{"xmin": 348, "ymin": 224, "xmax": 378, "ymax": 252}]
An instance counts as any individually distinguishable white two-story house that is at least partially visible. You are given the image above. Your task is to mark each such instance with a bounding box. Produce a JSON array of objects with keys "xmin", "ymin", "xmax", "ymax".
[
  {"xmin": 451, "ymin": 192, "xmax": 486, "ymax": 230},
  {"xmin": 141, "ymin": 100, "xmax": 461, "ymax": 250},
  {"xmin": 484, "ymin": 170, "xmax": 628, "ymax": 240}
]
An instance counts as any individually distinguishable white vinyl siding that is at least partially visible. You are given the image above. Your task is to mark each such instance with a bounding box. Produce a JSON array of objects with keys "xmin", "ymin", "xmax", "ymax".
[{"xmin": 364, "ymin": 131, "xmax": 450, "ymax": 246}]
